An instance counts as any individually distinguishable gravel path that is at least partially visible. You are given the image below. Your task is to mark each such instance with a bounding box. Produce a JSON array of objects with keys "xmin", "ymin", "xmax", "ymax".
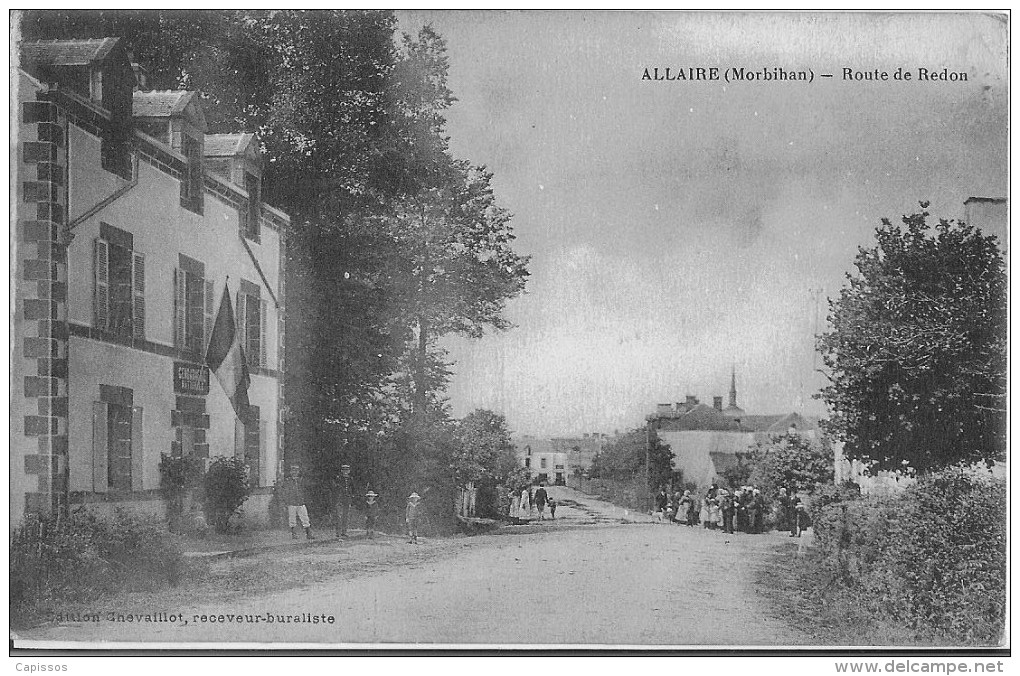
[{"xmin": 16, "ymin": 488, "xmax": 809, "ymax": 647}]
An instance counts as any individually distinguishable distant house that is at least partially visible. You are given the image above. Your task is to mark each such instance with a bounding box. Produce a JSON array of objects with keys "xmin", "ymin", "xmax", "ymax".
[
  {"xmin": 513, "ymin": 433, "xmax": 609, "ymax": 486},
  {"xmin": 648, "ymin": 369, "xmax": 819, "ymax": 488},
  {"xmin": 514, "ymin": 436, "xmax": 566, "ymax": 485},
  {"xmin": 963, "ymin": 197, "xmax": 1007, "ymax": 250}
]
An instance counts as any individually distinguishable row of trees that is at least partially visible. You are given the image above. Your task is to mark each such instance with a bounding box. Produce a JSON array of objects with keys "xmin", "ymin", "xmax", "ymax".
[{"xmin": 20, "ymin": 10, "xmax": 531, "ymax": 518}]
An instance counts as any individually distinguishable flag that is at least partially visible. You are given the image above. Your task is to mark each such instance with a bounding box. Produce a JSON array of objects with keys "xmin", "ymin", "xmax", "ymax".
[{"xmin": 205, "ymin": 283, "xmax": 250, "ymax": 419}]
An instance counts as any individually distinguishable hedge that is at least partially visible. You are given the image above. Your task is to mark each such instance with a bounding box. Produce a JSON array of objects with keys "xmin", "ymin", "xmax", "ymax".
[{"xmin": 811, "ymin": 464, "xmax": 1005, "ymax": 645}]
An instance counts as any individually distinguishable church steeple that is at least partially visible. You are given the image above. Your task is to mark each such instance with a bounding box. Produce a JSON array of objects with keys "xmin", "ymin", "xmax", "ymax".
[{"xmin": 729, "ymin": 365, "xmax": 738, "ymax": 409}]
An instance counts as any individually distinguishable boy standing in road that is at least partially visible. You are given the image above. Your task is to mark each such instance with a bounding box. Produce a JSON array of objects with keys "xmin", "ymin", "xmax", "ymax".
[
  {"xmin": 406, "ymin": 492, "xmax": 423, "ymax": 544},
  {"xmin": 364, "ymin": 490, "xmax": 379, "ymax": 538},
  {"xmin": 280, "ymin": 465, "xmax": 315, "ymax": 540}
]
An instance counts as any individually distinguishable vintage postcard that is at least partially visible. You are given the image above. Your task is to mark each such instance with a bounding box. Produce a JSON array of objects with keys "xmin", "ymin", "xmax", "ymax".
[{"xmin": 10, "ymin": 10, "xmax": 1008, "ymax": 658}]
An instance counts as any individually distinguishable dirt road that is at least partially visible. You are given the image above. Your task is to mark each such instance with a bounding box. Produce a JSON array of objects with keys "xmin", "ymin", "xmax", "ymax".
[{"xmin": 17, "ymin": 488, "xmax": 810, "ymax": 647}]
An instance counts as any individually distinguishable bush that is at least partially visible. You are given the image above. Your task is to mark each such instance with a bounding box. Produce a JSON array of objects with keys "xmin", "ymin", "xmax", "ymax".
[
  {"xmin": 811, "ymin": 465, "xmax": 1005, "ymax": 644},
  {"xmin": 202, "ymin": 456, "xmax": 252, "ymax": 533},
  {"xmin": 10, "ymin": 509, "xmax": 185, "ymax": 609}
]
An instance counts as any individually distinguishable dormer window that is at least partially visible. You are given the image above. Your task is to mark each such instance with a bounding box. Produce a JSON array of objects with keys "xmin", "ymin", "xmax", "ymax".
[
  {"xmin": 181, "ymin": 134, "xmax": 204, "ymax": 214},
  {"xmin": 244, "ymin": 170, "xmax": 261, "ymax": 242}
]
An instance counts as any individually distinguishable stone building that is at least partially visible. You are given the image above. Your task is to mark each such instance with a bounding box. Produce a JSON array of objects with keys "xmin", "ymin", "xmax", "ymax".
[
  {"xmin": 648, "ymin": 369, "xmax": 819, "ymax": 488},
  {"xmin": 12, "ymin": 38, "xmax": 290, "ymax": 526}
]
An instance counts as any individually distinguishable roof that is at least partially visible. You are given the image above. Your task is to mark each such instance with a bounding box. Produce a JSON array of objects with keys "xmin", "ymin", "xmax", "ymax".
[
  {"xmin": 964, "ymin": 197, "xmax": 1007, "ymax": 204},
  {"xmin": 132, "ymin": 90, "xmax": 194, "ymax": 117},
  {"xmin": 204, "ymin": 133, "xmax": 257, "ymax": 158},
  {"xmin": 21, "ymin": 38, "xmax": 121, "ymax": 67},
  {"xmin": 513, "ymin": 436, "xmax": 557, "ymax": 456}
]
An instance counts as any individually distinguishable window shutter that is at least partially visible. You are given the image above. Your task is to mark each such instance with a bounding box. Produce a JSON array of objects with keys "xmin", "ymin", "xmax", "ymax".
[
  {"xmin": 94, "ymin": 239, "xmax": 109, "ymax": 330},
  {"xmin": 131, "ymin": 406, "xmax": 144, "ymax": 491},
  {"xmin": 259, "ymin": 298, "xmax": 268, "ymax": 368},
  {"xmin": 236, "ymin": 291, "xmax": 247, "ymax": 360},
  {"xmin": 92, "ymin": 401, "xmax": 109, "ymax": 493},
  {"xmin": 204, "ymin": 279, "xmax": 215, "ymax": 351},
  {"xmin": 132, "ymin": 252, "xmax": 145, "ymax": 340},
  {"xmin": 174, "ymin": 269, "xmax": 187, "ymax": 349}
]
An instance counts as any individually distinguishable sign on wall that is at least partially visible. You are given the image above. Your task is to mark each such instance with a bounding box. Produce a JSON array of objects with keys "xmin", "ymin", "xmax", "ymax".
[{"xmin": 173, "ymin": 361, "xmax": 210, "ymax": 395}]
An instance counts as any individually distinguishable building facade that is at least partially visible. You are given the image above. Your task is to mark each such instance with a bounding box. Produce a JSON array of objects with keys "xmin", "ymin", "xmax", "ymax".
[
  {"xmin": 12, "ymin": 38, "xmax": 290, "ymax": 526},
  {"xmin": 648, "ymin": 372, "xmax": 818, "ymax": 488},
  {"xmin": 514, "ymin": 433, "xmax": 610, "ymax": 485}
]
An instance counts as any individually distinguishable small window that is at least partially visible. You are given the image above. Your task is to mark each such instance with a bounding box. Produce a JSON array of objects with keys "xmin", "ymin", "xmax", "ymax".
[
  {"xmin": 243, "ymin": 171, "xmax": 261, "ymax": 242},
  {"xmin": 180, "ymin": 135, "xmax": 204, "ymax": 214},
  {"xmin": 540, "ymin": 457, "xmax": 547, "ymax": 469}
]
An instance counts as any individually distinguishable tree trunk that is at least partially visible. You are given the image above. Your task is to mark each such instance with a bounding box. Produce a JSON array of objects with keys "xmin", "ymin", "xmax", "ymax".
[{"xmin": 414, "ymin": 315, "xmax": 429, "ymax": 417}]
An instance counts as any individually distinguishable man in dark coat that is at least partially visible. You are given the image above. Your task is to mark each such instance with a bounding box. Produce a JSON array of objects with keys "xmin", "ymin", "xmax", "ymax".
[
  {"xmin": 720, "ymin": 489, "xmax": 735, "ymax": 534},
  {"xmin": 655, "ymin": 488, "xmax": 669, "ymax": 515},
  {"xmin": 749, "ymin": 488, "xmax": 765, "ymax": 534},
  {"xmin": 534, "ymin": 484, "xmax": 549, "ymax": 520},
  {"xmin": 335, "ymin": 463, "xmax": 355, "ymax": 539}
]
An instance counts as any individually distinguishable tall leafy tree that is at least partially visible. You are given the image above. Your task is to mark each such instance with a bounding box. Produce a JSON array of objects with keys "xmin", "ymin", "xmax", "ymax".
[
  {"xmin": 590, "ymin": 428, "xmax": 674, "ymax": 489},
  {"xmin": 746, "ymin": 432, "xmax": 834, "ymax": 496},
  {"xmin": 818, "ymin": 203, "xmax": 1007, "ymax": 471},
  {"xmin": 451, "ymin": 409, "xmax": 520, "ymax": 487},
  {"xmin": 370, "ymin": 165, "xmax": 530, "ymax": 416}
]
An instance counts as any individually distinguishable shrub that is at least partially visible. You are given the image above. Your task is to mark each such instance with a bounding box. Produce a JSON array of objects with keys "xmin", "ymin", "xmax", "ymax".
[
  {"xmin": 201, "ymin": 456, "xmax": 252, "ymax": 533},
  {"xmin": 811, "ymin": 465, "xmax": 1005, "ymax": 644},
  {"xmin": 10, "ymin": 509, "xmax": 185, "ymax": 609}
]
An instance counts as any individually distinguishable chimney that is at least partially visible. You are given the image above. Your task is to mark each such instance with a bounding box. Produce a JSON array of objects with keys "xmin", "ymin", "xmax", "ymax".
[
  {"xmin": 713, "ymin": 396, "xmax": 723, "ymax": 411},
  {"xmin": 685, "ymin": 395, "xmax": 698, "ymax": 407},
  {"xmin": 130, "ymin": 56, "xmax": 148, "ymax": 91},
  {"xmin": 656, "ymin": 404, "xmax": 673, "ymax": 417}
]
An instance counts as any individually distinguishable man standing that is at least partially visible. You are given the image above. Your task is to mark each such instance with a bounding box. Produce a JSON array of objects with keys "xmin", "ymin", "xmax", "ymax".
[
  {"xmin": 720, "ymin": 488, "xmax": 735, "ymax": 534},
  {"xmin": 750, "ymin": 488, "xmax": 765, "ymax": 534},
  {"xmin": 534, "ymin": 483, "xmax": 549, "ymax": 520},
  {"xmin": 775, "ymin": 489, "xmax": 791, "ymax": 530},
  {"xmin": 280, "ymin": 465, "xmax": 315, "ymax": 540},
  {"xmin": 335, "ymin": 463, "xmax": 355, "ymax": 539}
]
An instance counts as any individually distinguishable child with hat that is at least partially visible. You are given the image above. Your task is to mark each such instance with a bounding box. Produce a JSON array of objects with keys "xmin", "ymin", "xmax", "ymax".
[{"xmin": 406, "ymin": 492, "xmax": 422, "ymax": 544}]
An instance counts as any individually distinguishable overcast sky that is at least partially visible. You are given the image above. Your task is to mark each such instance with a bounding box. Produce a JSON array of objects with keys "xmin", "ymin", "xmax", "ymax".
[{"xmin": 397, "ymin": 11, "xmax": 1008, "ymax": 438}]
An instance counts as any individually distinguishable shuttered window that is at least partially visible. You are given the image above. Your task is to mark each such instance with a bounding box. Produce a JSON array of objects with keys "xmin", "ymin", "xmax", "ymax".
[
  {"xmin": 180, "ymin": 135, "xmax": 204, "ymax": 214},
  {"xmin": 94, "ymin": 236, "xmax": 144, "ymax": 340},
  {"xmin": 93, "ymin": 386, "xmax": 141, "ymax": 493},
  {"xmin": 236, "ymin": 283, "xmax": 267, "ymax": 369},
  {"xmin": 173, "ymin": 261, "xmax": 213, "ymax": 355},
  {"xmin": 243, "ymin": 171, "xmax": 261, "ymax": 243}
]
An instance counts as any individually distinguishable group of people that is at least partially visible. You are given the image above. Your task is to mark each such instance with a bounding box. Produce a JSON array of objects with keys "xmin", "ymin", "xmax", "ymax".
[
  {"xmin": 277, "ymin": 464, "xmax": 426, "ymax": 544},
  {"xmin": 509, "ymin": 483, "xmax": 556, "ymax": 520},
  {"xmin": 653, "ymin": 483, "xmax": 807, "ymax": 536}
]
